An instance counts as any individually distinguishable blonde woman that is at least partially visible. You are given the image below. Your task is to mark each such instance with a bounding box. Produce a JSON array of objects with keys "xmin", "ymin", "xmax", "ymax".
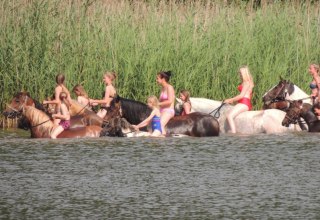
[
  {"xmin": 43, "ymin": 73, "xmax": 72, "ymax": 126},
  {"xmin": 89, "ymin": 71, "xmax": 117, "ymax": 118},
  {"xmin": 308, "ymin": 64, "xmax": 320, "ymax": 103},
  {"xmin": 132, "ymin": 96, "xmax": 162, "ymax": 137},
  {"xmin": 72, "ymin": 84, "xmax": 90, "ymax": 107},
  {"xmin": 224, "ymin": 66, "xmax": 254, "ymax": 133}
]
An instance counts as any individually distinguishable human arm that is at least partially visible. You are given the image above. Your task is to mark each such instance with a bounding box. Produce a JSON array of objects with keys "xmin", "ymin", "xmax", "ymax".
[
  {"xmin": 52, "ymin": 104, "xmax": 70, "ymax": 120},
  {"xmin": 182, "ymin": 102, "xmax": 191, "ymax": 114},
  {"xmin": 43, "ymin": 86, "xmax": 61, "ymax": 105},
  {"xmin": 224, "ymin": 83, "xmax": 251, "ymax": 104},
  {"xmin": 89, "ymin": 86, "xmax": 113, "ymax": 105},
  {"xmin": 133, "ymin": 110, "xmax": 156, "ymax": 130}
]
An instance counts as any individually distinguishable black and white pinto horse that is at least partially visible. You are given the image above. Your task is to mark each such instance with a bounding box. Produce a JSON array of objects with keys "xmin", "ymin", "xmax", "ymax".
[
  {"xmin": 262, "ymin": 79, "xmax": 312, "ymax": 109},
  {"xmin": 282, "ymin": 100, "xmax": 320, "ymax": 132},
  {"xmin": 104, "ymin": 96, "xmax": 220, "ymax": 137},
  {"xmin": 175, "ymin": 97, "xmax": 302, "ymax": 134}
]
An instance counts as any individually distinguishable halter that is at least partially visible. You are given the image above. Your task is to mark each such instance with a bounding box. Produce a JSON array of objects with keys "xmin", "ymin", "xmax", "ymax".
[{"xmin": 5, "ymin": 95, "xmax": 29, "ymax": 117}]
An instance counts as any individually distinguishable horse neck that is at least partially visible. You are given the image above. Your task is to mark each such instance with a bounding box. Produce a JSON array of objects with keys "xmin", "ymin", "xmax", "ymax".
[
  {"xmin": 300, "ymin": 108, "xmax": 318, "ymax": 126},
  {"xmin": 70, "ymin": 100, "xmax": 90, "ymax": 116},
  {"xmin": 24, "ymin": 106, "xmax": 53, "ymax": 133},
  {"xmin": 121, "ymin": 98, "xmax": 151, "ymax": 124},
  {"xmin": 288, "ymin": 85, "xmax": 310, "ymax": 103}
]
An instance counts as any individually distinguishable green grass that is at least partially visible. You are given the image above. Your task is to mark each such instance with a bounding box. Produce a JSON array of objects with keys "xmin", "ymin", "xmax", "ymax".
[{"xmin": 1, "ymin": 0, "xmax": 320, "ymax": 111}]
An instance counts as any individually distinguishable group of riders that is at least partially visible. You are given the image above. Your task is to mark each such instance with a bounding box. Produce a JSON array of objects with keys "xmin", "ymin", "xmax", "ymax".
[{"xmin": 43, "ymin": 63, "xmax": 320, "ymax": 138}]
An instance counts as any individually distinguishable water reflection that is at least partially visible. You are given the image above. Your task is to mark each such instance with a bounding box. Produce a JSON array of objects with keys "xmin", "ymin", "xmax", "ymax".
[{"xmin": 0, "ymin": 130, "xmax": 319, "ymax": 219}]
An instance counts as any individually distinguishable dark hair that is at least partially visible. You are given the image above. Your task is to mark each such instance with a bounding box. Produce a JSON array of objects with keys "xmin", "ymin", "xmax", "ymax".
[
  {"xmin": 314, "ymin": 102, "xmax": 320, "ymax": 109},
  {"xmin": 56, "ymin": 73, "xmax": 65, "ymax": 84},
  {"xmin": 157, "ymin": 71, "xmax": 172, "ymax": 82}
]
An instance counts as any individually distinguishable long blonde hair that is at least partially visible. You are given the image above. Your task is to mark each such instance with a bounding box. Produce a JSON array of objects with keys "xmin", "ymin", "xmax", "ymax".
[
  {"xmin": 72, "ymin": 84, "xmax": 88, "ymax": 98},
  {"xmin": 104, "ymin": 71, "xmax": 117, "ymax": 83},
  {"xmin": 239, "ymin": 65, "xmax": 254, "ymax": 87},
  {"xmin": 147, "ymin": 95, "xmax": 159, "ymax": 109}
]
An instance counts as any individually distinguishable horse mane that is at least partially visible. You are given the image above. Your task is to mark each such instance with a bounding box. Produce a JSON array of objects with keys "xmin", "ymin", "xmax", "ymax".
[
  {"xmin": 118, "ymin": 96, "xmax": 152, "ymax": 124},
  {"xmin": 24, "ymin": 106, "xmax": 53, "ymax": 132}
]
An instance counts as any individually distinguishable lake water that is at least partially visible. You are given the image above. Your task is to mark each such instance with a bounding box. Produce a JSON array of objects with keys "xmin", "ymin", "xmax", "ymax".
[{"xmin": 0, "ymin": 129, "xmax": 319, "ymax": 219}]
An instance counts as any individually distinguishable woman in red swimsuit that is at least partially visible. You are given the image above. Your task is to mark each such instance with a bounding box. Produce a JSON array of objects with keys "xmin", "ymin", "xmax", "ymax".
[
  {"xmin": 224, "ymin": 66, "xmax": 254, "ymax": 133},
  {"xmin": 156, "ymin": 71, "xmax": 175, "ymax": 135}
]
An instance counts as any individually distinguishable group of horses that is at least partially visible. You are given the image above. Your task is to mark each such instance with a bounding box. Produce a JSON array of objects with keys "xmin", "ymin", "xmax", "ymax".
[{"xmin": 3, "ymin": 79, "xmax": 320, "ymax": 139}]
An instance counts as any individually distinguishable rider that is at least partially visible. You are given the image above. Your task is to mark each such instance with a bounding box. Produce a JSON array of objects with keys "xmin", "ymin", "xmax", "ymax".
[
  {"xmin": 224, "ymin": 65, "xmax": 254, "ymax": 133},
  {"xmin": 308, "ymin": 64, "xmax": 320, "ymax": 104},
  {"xmin": 132, "ymin": 96, "xmax": 163, "ymax": 137},
  {"xmin": 43, "ymin": 73, "xmax": 72, "ymax": 126},
  {"xmin": 72, "ymin": 84, "xmax": 91, "ymax": 109},
  {"xmin": 50, "ymin": 92, "xmax": 71, "ymax": 139},
  {"xmin": 89, "ymin": 71, "xmax": 117, "ymax": 119},
  {"xmin": 156, "ymin": 71, "xmax": 175, "ymax": 135},
  {"xmin": 179, "ymin": 89, "xmax": 192, "ymax": 116}
]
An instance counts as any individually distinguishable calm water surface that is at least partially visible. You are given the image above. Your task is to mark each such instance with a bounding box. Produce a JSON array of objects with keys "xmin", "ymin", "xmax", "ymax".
[{"xmin": 0, "ymin": 129, "xmax": 319, "ymax": 219}]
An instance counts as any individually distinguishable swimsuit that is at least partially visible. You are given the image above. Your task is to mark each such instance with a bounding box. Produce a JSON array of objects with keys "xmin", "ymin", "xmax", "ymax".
[
  {"xmin": 59, "ymin": 120, "xmax": 71, "ymax": 130},
  {"xmin": 237, "ymin": 84, "xmax": 252, "ymax": 110},
  {"xmin": 159, "ymin": 91, "xmax": 175, "ymax": 116},
  {"xmin": 310, "ymin": 83, "xmax": 318, "ymax": 89},
  {"xmin": 151, "ymin": 115, "xmax": 162, "ymax": 133}
]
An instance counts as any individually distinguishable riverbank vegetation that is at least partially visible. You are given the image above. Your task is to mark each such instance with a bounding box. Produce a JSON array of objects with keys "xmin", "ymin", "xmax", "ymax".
[{"xmin": 1, "ymin": 0, "xmax": 320, "ymax": 120}]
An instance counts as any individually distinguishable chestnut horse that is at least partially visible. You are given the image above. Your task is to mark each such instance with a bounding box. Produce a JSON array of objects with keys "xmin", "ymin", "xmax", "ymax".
[
  {"xmin": 104, "ymin": 96, "xmax": 220, "ymax": 137},
  {"xmin": 6, "ymin": 92, "xmax": 103, "ymax": 129},
  {"xmin": 282, "ymin": 100, "xmax": 320, "ymax": 132},
  {"xmin": 3, "ymin": 98, "xmax": 102, "ymax": 138}
]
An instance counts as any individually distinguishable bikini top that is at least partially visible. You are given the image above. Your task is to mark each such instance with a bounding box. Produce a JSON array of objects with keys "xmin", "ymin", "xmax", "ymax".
[
  {"xmin": 310, "ymin": 83, "xmax": 318, "ymax": 89},
  {"xmin": 238, "ymin": 84, "xmax": 252, "ymax": 99},
  {"xmin": 160, "ymin": 91, "xmax": 168, "ymax": 101}
]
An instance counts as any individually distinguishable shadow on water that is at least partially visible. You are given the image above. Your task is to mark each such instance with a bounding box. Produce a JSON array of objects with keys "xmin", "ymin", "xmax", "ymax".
[{"xmin": 0, "ymin": 129, "xmax": 320, "ymax": 219}]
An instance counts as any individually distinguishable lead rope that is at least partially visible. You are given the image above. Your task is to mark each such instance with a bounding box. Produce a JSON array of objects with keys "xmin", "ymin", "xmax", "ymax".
[{"xmin": 208, "ymin": 101, "xmax": 226, "ymax": 119}]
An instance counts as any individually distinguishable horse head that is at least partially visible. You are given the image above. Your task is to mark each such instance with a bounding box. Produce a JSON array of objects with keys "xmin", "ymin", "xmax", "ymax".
[
  {"xmin": 282, "ymin": 100, "xmax": 303, "ymax": 127},
  {"xmin": 263, "ymin": 79, "xmax": 295, "ymax": 107},
  {"xmin": 3, "ymin": 92, "xmax": 35, "ymax": 118},
  {"xmin": 100, "ymin": 117, "xmax": 134, "ymax": 137}
]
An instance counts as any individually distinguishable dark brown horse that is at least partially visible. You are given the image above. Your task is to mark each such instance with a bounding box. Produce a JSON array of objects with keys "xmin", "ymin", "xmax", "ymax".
[
  {"xmin": 5, "ymin": 92, "xmax": 103, "ymax": 129},
  {"xmin": 282, "ymin": 100, "xmax": 320, "ymax": 132},
  {"xmin": 3, "ymin": 98, "xmax": 102, "ymax": 138},
  {"xmin": 104, "ymin": 95, "xmax": 220, "ymax": 137}
]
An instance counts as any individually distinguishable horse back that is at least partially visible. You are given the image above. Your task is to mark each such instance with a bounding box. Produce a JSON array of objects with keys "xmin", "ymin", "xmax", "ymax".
[{"xmin": 58, "ymin": 125, "xmax": 102, "ymax": 138}]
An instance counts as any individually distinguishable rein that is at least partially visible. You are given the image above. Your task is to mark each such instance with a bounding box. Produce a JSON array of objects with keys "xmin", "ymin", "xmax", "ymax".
[{"xmin": 208, "ymin": 101, "xmax": 226, "ymax": 118}]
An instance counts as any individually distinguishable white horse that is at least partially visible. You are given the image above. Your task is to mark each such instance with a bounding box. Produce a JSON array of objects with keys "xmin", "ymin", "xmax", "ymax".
[{"xmin": 176, "ymin": 97, "xmax": 302, "ymax": 134}]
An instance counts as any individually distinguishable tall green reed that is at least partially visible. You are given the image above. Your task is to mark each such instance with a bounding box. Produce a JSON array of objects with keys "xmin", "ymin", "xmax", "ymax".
[{"xmin": 0, "ymin": 0, "xmax": 319, "ymax": 111}]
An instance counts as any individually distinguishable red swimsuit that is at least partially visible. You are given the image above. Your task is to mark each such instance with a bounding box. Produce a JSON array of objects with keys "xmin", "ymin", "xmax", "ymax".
[{"xmin": 237, "ymin": 84, "xmax": 252, "ymax": 110}]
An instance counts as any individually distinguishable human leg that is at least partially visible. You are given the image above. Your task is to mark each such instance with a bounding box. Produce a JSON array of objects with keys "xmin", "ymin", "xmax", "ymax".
[
  {"xmin": 160, "ymin": 111, "xmax": 174, "ymax": 135},
  {"xmin": 50, "ymin": 125, "xmax": 64, "ymax": 139},
  {"xmin": 226, "ymin": 104, "xmax": 248, "ymax": 133}
]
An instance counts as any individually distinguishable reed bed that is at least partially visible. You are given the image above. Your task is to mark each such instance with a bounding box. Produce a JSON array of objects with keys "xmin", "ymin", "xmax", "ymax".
[{"xmin": 1, "ymin": 0, "xmax": 320, "ymax": 116}]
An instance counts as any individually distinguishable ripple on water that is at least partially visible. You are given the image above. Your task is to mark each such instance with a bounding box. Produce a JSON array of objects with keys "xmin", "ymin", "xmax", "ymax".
[{"xmin": 0, "ymin": 130, "xmax": 320, "ymax": 219}]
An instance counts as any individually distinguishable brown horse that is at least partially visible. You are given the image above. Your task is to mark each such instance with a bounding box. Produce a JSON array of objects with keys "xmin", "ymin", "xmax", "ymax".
[
  {"xmin": 3, "ymin": 95, "xmax": 102, "ymax": 138},
  {"xmin": 282, "ymin": 100, "xmax": 320, "ymax": 132},
  {"xmin": 104, "ymin": 95, "xmax": 220, "ymax": 137},
  {"xmin": 6, "ymin": 92, "xmax": 103, "ymax": 129}
]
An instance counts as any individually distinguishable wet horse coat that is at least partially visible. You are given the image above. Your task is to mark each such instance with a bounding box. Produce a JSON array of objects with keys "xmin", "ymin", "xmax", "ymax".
[
  {"xmin": 282, "ymin": 101, "xmax": 320, "ymax": 132},
  {"xmin": 175, "ymin": 97, "xmax": 302, "ymax": 134},
  {"xmin": 105, "ymin": 96, "xmax": 220, "ymax": 137}
]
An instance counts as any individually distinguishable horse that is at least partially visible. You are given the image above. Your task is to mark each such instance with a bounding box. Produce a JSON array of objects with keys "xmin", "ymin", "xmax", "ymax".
[
  {"xmin": 104, "ymin": 96, "xmax": 220, "ymax": 137},
  {"xmin": 6, "ymin": 92, "xmax": 103, "ymax": 129},
  {"xmin": 282, "ymin": 100, "xmax": 320, "ymax": 132},
  {"xmin": 175, "ymin": 97, "xmax": 302, "ymax": 134},
  {"xmin": 3, "ymin": 100, "xmax": 102, "ymax": 138},
  {"xmin": 262, "ymin": 79, "xmax": 312, "ymax": 109}
]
